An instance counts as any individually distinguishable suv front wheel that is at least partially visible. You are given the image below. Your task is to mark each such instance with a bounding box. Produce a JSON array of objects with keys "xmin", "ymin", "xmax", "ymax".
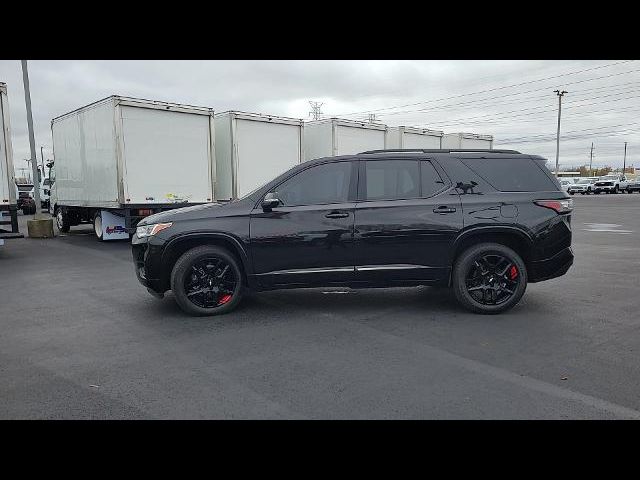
[
  {"xmin": 170, "ymin": 245, "xmax": 244, "ymax": 316},
  {"xmin": 452, "ymin": 243, "xmax": 528, "ymax": 314}
]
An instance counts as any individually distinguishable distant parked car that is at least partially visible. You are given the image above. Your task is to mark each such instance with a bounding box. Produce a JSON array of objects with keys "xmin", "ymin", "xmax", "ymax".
[
  {"xmin": 559, "ymin": 179, "xmax": 572, "ymax": 192},
  {"xmin": 567, "ymin": 178, "xmax": 597, "ymax": 195},
  {"xmin": 16, "ymin": 183, "xmax": 36, "ymax": 214},
  {"xmin": 625, "ymin": 178, "xmax": 640, "ymax": 193},
  {"xmin": 593, "ymin": 174, "xmax": 629, "ymax": 194}
]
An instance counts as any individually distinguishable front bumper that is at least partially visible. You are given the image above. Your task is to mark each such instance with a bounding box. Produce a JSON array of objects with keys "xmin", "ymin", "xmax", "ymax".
[
  {"xmin": 131, "ymin": 235, "xmax": 168, "ymax": 295},
  {"xmin": 528, "ymin": 246, "xmax": 574, "ymax": 283}
]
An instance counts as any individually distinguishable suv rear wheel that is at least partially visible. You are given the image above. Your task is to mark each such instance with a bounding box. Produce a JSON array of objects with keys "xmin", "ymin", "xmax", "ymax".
[
  {"xmin": 452, "ymin": 243, "xmax": 527, "ymax": 314},
  {"xmin": 170, "ymin": 245, "xmax": 243, "ymax": 316}
]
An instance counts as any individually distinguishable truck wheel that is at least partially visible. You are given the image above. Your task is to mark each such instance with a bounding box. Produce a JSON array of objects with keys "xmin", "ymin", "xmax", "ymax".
[
  {"xmin": 93, "ymin": 211, "xmax": 104, "ymax": 241},
  {"xmin": 170, "ymin": 245, "xmax": 244, "ymax": 316},
  {"xmin": 56, "ymin": 208, "xmax": 71, "ymax": 233},
  {"xmin": 452, "ymin": 243, "xmax": 527, "ymax": 315}
]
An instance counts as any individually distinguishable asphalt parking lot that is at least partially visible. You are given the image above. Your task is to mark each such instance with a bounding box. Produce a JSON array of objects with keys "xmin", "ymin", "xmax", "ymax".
[{"xmin": 1, "ymin": 194, "xmax": 640, "ymax": 419}]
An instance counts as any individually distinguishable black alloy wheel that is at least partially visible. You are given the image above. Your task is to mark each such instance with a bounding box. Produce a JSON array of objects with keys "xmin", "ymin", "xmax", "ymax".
[
  {"xmin": 464, "ymin": 254, "xmax": 521, "ymax": 306},
  {"xmin": 185, "ymin": 257, "xmax": 238, "ymax": 309},
  {"xmin": 453, "ymin": 243, "xmax": 528, "ymax": 314},
  {"xmin": 170, "ymin": 245, "xmax": 243, "ymax": 316}
]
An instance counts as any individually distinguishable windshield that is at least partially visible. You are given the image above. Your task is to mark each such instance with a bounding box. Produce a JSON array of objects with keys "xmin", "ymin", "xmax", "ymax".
[
  {"xmin": 578, "ymin": 179, "xmax": 591, "ymax": 184},
  {"xmin": 17, "ymin": 184, "xmax": 33, "ymax": 191}
]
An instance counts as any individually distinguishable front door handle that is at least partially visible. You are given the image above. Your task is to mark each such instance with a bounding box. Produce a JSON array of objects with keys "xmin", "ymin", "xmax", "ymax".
[
  {"xmin": 433, "ymin": 205, "xmax": 456, "ymax": 214},
  {"xmin": 325, "ymin": 211, "xmax": 350, "ymax": 219}
]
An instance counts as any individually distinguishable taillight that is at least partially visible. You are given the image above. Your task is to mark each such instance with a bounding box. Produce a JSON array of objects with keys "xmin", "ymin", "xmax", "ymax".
[
  {"xmin": 138, "ymin": 209, "xmax": 153, "ymax": 216},
  {"xmin": 534, "ymin": 199, "xmax": 573, "ymax": 214}
]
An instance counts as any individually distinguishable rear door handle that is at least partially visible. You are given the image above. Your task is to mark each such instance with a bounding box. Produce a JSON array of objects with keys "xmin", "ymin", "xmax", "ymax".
[
  {"xmin": 325, "ymin": 211, "xmax": 350, "ymax": 219},
  {"xmin": 433, "ymin": 205, "xmax": 456, "ymax": 214}
]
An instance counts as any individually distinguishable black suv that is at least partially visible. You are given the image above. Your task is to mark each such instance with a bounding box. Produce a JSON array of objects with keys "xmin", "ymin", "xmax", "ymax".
[{"xmin": 132, "ymin": 149, "xmax": 573, "ymax": 315}]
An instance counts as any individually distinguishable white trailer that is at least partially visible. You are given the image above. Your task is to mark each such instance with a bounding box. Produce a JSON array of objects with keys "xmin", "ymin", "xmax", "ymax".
[
  {"xmin": 442, "ymin": 132, "xmax": 494, "ymax": 149},
  {"xmin": 50, "ymin": 95, "xmax": 215, "ymax": 240},
  {"xmin": 0, "ymin": 83, "xmax": 21, "ymax": 244},
  {"xmin": 304, "ymin": 118, "xmax": 387, "ymax": 160},
  {"xmin": 386, "ymin": 126, "xmax": 444, "ymax": 149},
  {"xmin": 214, "ymin": 111, "xmax": 304, "ymax": 200}
]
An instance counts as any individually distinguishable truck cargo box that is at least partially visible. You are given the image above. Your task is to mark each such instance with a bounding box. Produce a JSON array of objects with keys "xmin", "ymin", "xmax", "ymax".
[
  {"xmin": 442, "ymin": 132, "xmax": 493, "ymax": 149},
  {"xmin": 304, "ymin": 118, "xmax": 387, "ymax": 161},
  {"xmin": 0, "ymin": 83, "xmax": 21, "ymax": 241},
  {"xmin": 51, "ymin": 95, "xmax": 215, "ymax": 208},
  {"xmin": 386, "ymin": 126, "xmax": 443, "ymax": 149},
  {"xmin": 214, "ymin": 111, "xmax": 304, "ymax": 200}
]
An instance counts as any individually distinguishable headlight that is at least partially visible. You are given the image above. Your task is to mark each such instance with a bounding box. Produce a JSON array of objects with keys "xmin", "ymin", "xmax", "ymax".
[{"xmin": 136, "ymin": 222, "xmax": 172, "ymax": 238}]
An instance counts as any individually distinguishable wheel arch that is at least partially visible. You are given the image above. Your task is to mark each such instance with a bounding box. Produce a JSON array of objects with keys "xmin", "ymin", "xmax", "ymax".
[
  {"xmin": 161, "ymin": 232, "xmax": 252, "ymax": 287},
  {"xmin": 449, "ymin": 226, "xmax": 534, "ymax": 286}
]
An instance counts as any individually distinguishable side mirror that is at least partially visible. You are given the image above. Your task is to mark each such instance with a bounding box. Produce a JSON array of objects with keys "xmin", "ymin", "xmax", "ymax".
[{"xmin": 261, "ymin": 192, "xmax": 281, "ymax": 211}]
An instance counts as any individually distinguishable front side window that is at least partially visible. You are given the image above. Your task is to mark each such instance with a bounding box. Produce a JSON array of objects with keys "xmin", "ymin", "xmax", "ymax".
[
  {"xmin": 271, "ymin": 161, "xmax": 352, "ymax": 207},
  {"xmin": 364, "ymin": 160, "xmax": 420, "ymax": 201}
]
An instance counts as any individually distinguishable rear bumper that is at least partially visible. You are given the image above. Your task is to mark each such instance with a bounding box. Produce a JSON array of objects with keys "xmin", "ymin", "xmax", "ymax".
[{"xmin": 528, "ymin": 246, "xmax": 574, "ymax": 283}]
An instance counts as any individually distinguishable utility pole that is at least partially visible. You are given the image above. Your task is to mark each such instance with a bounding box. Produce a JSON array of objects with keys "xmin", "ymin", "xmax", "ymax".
[
  {"xmin": 308, "ymin": 101, "xmax": 323, "ymax": 121},
  {"xmin": 21, "ymin": 60, "xmax": 53, "ymax": 237},
  {"xmin": 589, "ymin": 142, "xmax": 594, "ymax": 176},
  {"xmin": 623, "ymin": 142, "xmax": 627, "ymax": 173},
  {"xmin": 554, "ymin": 90, "xmax": 568, "ymax": 176}
]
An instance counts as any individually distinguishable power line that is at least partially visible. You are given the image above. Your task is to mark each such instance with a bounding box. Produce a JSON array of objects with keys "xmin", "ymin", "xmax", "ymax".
[{"xmin": 333, "ymin": 60, "xmax": 636, "ymax": 117}]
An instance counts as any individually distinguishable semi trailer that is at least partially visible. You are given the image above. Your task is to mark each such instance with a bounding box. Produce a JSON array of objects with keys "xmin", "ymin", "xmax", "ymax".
[
  {"xmin": 304, "ymin": 118, "xmax": 387, "ymax": 161},
  {"xmin": 214, "ymin": 111, "xmax": 304, "ymax": 200},
  {"xmin": 50, "ymin": 95, "xmax": 216, "ymax": 240},
  {"xmin": 441, "ymin": 132, "xmax": 494, "ymax": 149},
  {"xmin": 0, "ymin": 83, "xmax": 22, "ymax": 246},
  {"xmin": 386, "ymin": 126, "xmax": 444, "ymax": 149}
]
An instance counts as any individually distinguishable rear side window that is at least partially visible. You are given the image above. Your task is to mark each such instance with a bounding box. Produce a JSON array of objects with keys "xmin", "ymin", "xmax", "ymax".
[
  {"xmin": 460, "ymin": 157, "xmax": 558, "ymax": 192},
  {"xmin": 364, "ymin": 160, "xmax": 420, "ymax": 201}
]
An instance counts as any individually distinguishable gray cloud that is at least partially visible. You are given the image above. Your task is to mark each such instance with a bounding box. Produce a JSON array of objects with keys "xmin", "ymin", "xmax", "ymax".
[{"xmin": 1, "ymin": 60, "xmax": 637, "ymax": 172}]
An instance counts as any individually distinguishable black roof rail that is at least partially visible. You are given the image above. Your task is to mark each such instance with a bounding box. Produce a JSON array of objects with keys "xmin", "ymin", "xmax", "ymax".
[{"xmin": 359, "ymin": 148, "xmax": 521, "ymax": 155}]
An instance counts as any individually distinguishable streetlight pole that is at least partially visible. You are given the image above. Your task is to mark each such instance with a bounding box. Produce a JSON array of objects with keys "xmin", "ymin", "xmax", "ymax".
[
  {"xmin": 623, "ymin": 142, "xmax": 627, "ymax": 173},
  {"xmin": 554, "ymin": 90, "xmax": 567, "ymax": 176},
  {"xmin": 21, "ymin": 60, "xmax": 54, "ymax": 237},
  {"xmin": 21, "ymin": 60, "xmax": 43, "ymax": 216}
]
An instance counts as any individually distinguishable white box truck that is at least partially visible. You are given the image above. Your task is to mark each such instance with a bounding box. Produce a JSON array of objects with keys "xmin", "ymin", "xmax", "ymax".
[
  {"xmin": 442, "ymin": 132, "xmax": 494, "ymax": 149},
  {"xmin": 214, "ymin": 111, "xmax": 304, "ymax": 200},
  {"xmin": 386, "ymin": 126, "xmax": 444, "ymax": 149},
  {"xmin": 0, "ymin": 83, "xmax": 22, "ymax": 245},
  {"xmin": 304, "ymin": 118, "xmax": 387, "ymax": 161},
  {"xmin": 50, "ymin": 95, "xmax": 215, "ymax": 240}
]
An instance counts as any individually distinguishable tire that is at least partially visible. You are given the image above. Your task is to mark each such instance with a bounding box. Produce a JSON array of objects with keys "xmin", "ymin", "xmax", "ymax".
[
  {"xmin": 580, "ymin": 192, "xmax": 585, "ymax": 195},
  {"xmin": 170, "ymin": 245, "xmax": 244, "ymax": 316},
  {"xmin": 55, "ymin": 208, "xmax": 70, "ymax": 233},
  {"xmin": 614, "ymin": 186, "xmax": 619, "ymax": 194},
  {"xmin": 627, "ymin": 188, "xmax": 632, "ymax": 194},
  {"xmin": 93, "ymin": 211, "xmax": 104, "ymax": 241},
  {"xmin": 594, "ymin": 191, "xmax": 600, "ymax": 195},
  {"xmin": 569, "ymin": 191, "xmax": 575, "ymax": 195},
  {"xmin": 452, "ymin": 243, "xmax": 527, "ymax": 315}
]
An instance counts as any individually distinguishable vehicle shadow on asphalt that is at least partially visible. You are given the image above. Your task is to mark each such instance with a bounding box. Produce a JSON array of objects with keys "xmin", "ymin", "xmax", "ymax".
[{"xmin": 134, "ymin": 285, "xmax": 531, "ymax": 325}]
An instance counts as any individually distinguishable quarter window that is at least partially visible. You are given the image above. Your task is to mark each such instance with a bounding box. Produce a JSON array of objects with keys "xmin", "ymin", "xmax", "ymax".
[{"xmin": 272, "ymin": 161, "xmax": 351, "ymax": 207}]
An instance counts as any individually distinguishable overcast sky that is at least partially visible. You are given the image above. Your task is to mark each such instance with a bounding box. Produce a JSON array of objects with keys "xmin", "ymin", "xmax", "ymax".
[{"xmin": 1, "ymin": 60, "xmax": 638, "ymax": 174}]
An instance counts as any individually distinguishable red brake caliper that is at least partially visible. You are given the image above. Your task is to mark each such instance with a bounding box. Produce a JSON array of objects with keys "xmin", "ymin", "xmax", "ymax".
[
  {"xmin": 509, "ymin": 265, "xmax": 518, "ymax": 280},
  {"xmin": 219, "ymin": 294, "xmax": 233, "ymax": 305}
]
